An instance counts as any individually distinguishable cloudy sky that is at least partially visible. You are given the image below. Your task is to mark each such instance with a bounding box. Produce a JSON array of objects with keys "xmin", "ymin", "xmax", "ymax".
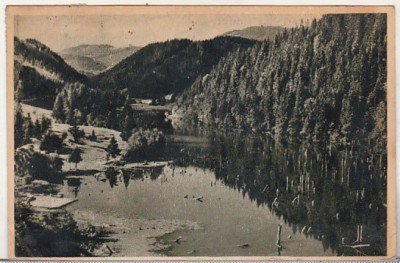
[{"xmin": 14, "ymin": 8, "xmax": 320, "ymax": 51}]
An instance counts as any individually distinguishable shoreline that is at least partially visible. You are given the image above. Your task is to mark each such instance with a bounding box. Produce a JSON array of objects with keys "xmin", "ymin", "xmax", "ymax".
[{"xmin": 69, "ymin": 209, "xmax": 201, "ymax": 257}]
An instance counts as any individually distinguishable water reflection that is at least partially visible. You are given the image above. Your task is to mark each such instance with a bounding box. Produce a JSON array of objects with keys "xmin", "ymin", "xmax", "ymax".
[
  {"xmin": 119, "ymin": 167, "xmax": 164, "ymax": 188},
  {"xmin": 78, "ymin": 131, "xmax": 386, "ymax": 256},
  {"xmin": 122, "ymin": 170, "xmax": 131, "ymax": 189},
  {"xmin": 165, "ymin": 133, "xmax": 387, "ymax": 256}
]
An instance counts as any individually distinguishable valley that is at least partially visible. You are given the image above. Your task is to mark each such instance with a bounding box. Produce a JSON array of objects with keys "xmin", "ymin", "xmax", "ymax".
[{"xmin": 12, "ymin": 13, "xmax": 388, "ymax": 258}]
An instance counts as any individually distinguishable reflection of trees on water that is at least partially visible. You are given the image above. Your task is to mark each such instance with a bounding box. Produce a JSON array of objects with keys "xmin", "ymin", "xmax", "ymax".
[
  {"xmin": 105, "ymin": 167, "xmax": 119, "ymax": 188},
  {"xmin": 122, "ymin": 170, "xmax": 131, "ymax": 189},
  {"xmin": 117, "ymin": 167, "xmax": 164, "ymax": 189},
  {"xmin": 172, "ymin": 133, "xmax": 387, "ymax": 256}
]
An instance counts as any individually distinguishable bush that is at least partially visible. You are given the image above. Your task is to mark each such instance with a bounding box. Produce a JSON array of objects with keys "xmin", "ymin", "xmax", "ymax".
[
  {"xmin": 124, "ymin": 128, "xmax": 166, "ymax": 162},
  {"xmin": 15, "ymin": 200, "xmax": 93, "ymax": 257},
  {"xmin": 15, "ymin": 147, "xmax": 63, "ymax": 183},
  {"xmin": 40, "ymin": 133, "xmax": 63, "ymax": 153}
]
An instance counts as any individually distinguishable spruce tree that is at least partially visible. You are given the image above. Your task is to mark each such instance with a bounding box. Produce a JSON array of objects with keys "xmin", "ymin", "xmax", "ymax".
[
  {"xmin": 69, "ymin": 147, "xmax": 82, "ymax": 169},
  {"xmin": 68, "ymin": 124, "xmax": 85, "ymax": 143},
  {"xmin": 89, "ymin": 129, "xmax": 97, "ymax": 141},
  {"xmin": 107, "ymin": 136, "xmax": 121, "ymax": 158},
  {"xmin": 24, "ymin": 114, "xmax": 35, "ymax": 143},
  {"xmin": 34, "ymin": 119, "xmax": 42, "ymax": 139},
  {"xmin": 120, "ymin": 96, "xmax": 135, "ymax": 141},
  {"xmin": 14, "ymin": 104, "xmax": 25, "ymax": 148}
]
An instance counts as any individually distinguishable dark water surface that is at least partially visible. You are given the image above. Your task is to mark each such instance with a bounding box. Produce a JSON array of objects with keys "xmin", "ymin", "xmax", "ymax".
[{"xmin": 62, "ymin": 131, "xmax": 387, "ymax": 256}]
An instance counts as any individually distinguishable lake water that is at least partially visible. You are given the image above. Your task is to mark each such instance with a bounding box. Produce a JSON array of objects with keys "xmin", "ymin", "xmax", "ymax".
[{"xmin": 61, "ymin": 131, "xmax": 387, "ymax": 257}]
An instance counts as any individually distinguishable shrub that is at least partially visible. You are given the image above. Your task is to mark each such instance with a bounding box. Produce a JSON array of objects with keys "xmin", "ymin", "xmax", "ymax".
[
  {"xmin": 40, "ymin": 133, "xmax": 63, "ymax": 153},
  {"xmin": 14, "ymin": 200, "xmax": 93, "ymax": 257},
  {"xmin": 15, "ymin": 147, "xmax": 63, "ymax": 183}
]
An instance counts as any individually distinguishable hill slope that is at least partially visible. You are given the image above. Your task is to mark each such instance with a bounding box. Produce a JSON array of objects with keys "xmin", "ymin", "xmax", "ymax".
[
  {"xmin": 222, "ymin": 26, "xmax": 284, "ymax": 41},
  {"xmin": 14, "ymin": 38, "xmax": 87, "ymax": 108},
  {"xmin": 175, "ymin": 14, "xmax": 387, "ymax": 148},
  {"xmin": 89, "ymin": 36, "xmax": 257, "ymax": 98},
  {"xmin": 60, "ymin": 44, "xmax": 141, "ymax": 76}
]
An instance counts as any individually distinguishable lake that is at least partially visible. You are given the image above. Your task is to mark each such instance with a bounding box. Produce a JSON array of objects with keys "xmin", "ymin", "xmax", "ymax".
[{"xmin": 61, "ymin": 130, "xmax": 387, "ymax": 257}]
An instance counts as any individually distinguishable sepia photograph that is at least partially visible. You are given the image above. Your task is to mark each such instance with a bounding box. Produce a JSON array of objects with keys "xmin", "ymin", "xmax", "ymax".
[{"xmin": 6, "ymin": 5, "xmax": 396, "ymax": 259}]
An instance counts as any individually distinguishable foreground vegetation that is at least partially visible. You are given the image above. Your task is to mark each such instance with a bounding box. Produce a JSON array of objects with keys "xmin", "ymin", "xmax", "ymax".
[
  {"xmin": 15, "ymin": 200, "xmax": 110, "ymax": 257},
  {"xmin": 14, "ymin": 103, "xmax": 168, "ymax": 256}
]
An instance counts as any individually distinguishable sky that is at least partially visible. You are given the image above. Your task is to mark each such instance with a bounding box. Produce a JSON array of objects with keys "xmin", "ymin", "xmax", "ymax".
[{"xmin": 14, "ymin": 13, "xmax": 320, "ymax": 51}]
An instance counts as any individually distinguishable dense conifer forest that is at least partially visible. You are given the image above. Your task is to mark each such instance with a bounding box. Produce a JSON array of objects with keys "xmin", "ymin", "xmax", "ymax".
[
  {"xmin": 89, "ymin": 36, "xmax": 257, "ymax": 98},
  {"xmin": 175, "ymin": 14, "xmax": 387, "ymax": 149}
]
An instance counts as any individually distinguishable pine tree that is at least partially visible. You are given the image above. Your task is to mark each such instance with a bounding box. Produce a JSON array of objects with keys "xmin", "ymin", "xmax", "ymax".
[
  {"xmin": 106, "ymin": 109, "xmax": 119, "ymax": 130},
  {"xmin": 69, "ymin": 147, "xmax": 82, "ymax": 169},
  {"xmin": 34, "ymin": 119, "xmax": 42, "ymax": 139},
  {"xmin": 24, "ymin": 114, "xmax": 35, "ymax": 143},
  {"xmin": 14, "ymin": 104, "xmax": 25, "ymax": 148},
  {"xmin": 40, "ymin": 116, "xmax": 51, "ymax": 134},
  {"xmin": 107, "ymin": 136, "xmax": 121, "ymax": 158},
  {"xmin": 120, "ymin": 96, "xmax": 135, "ymax": 141},
  {"xmin": 68, "ymin": 124, "xmax": 85, "ymax": 143},
  {"xmin": 88, "ymin": 129, "xmax": 97, "ymax": 141},
  {"xmin": 53, "ymin": 93, "xmax": 66, "ymax": 122}
]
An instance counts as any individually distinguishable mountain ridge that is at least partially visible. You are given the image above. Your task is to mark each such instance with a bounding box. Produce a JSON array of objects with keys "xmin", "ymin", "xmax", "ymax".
[
  {"xmin": 14, "ymin": 37, "xmax": 87, "ymax": 108},
  {"xmin": 221, "ymin": 26, "xmax": 285, "ymax": 41},
  {"xmin": 60, "ymin": 44, "xmax": 141, "ymax": 76},
  {"xmin": 89, "ymin": 36, "xmax": 257, "ymax": 98}
]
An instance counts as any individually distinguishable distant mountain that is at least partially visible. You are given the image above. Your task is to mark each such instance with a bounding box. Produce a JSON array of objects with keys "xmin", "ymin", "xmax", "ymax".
[
  {"xmin": 89, "ymin": 36, "xmax": 257, "ymax": 98},
  {"xmin": 222, "ymin": 26, "xmax": 284, "ymax": 41},
  {"xmin": 57, "ymin": 54, "xmax": 107, "ymax": 77},
  {"xmin": 14, "ymin": 37, "xmax": 87, "ymax": 108},
  {"xmin": 60, "ymin": 44, "xmax": 141, "ymax": 76},
  {"xmin": 60, "ymin": 44, "xmax": 115, "ymax": 57}
]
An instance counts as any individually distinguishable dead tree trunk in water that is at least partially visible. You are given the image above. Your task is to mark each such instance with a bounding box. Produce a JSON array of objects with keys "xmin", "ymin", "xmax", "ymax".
[{"xmin": 276, "ymin": 224, "xmax": 282, "ymax": 248}]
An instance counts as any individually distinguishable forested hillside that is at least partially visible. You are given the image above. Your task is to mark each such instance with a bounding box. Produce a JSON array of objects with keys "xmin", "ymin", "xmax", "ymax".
[
  {"xmin": 89, "ymin": 36, "xmax": 256, "ymax": 98},
  {"xmin": 14, "ymin": 38, "xmax": 87, "ymax": 108},
  {"xmin": 52, "ymin": 36, "xmax": 257, "ymax": 128},
  {"xmin": 175, "ymin": 14, "xmax": 387, "ymax": 148}
]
